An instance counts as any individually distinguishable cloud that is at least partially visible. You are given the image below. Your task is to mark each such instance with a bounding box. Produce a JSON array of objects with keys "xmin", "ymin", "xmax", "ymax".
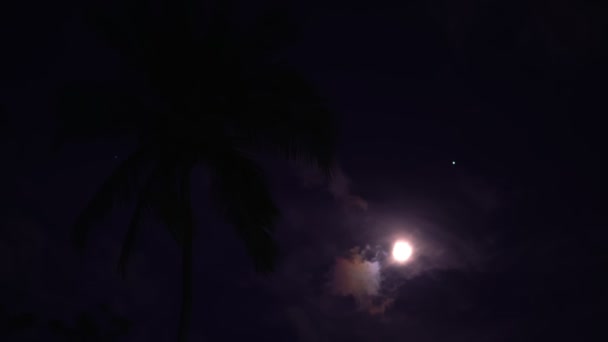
[
  {"xmin": 330, "ymin": 251, "xmax": 380, "ymax": 298},
  {"xmin": 328, "ymin": 167, "xmax": 368, "ymax": 211},
  {"xmin": 328, "ymin": 248, "xmax": 394, "ymax": 315},
  {"xmin": 294, "ymin": 163, "xmax": 368, "ymax": 211}
]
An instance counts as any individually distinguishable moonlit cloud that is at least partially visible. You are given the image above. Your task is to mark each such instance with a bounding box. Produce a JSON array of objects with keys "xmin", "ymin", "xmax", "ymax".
[
  {"xmin": 294, "ymin": 162, "xmax": 368, "ymax": 211},
  {"xmin": 328, "ymin": 248, "xmax": 395, "ymax": 315},
  {"xmin": 330, "ymin": 252, "xmax": 381, "ymax": 299}
]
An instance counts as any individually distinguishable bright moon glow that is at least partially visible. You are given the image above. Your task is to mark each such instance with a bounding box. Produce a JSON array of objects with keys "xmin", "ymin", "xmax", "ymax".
[{"xmin": 392, "ymin": 241, "xmax": 413, "ymax": 262}]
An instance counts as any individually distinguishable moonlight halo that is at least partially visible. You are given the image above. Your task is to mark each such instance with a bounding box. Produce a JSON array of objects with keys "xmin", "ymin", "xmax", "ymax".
[{"xmin": 392, "ymin": 241, "xmax": 413, "ymax": 262}]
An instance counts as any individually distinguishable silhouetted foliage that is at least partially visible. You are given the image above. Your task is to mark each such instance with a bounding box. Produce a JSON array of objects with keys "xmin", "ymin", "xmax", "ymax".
[
  {"xmin": 0, "ymin": 306, "xmax": 36, "ymax": 338},
  {"xmin": 49, "ymin": 306, "xmax": 131, "ymax": 341},
  {"xmin": 56, "ymin": 1, "xmax": 335, "ymax": 341}
]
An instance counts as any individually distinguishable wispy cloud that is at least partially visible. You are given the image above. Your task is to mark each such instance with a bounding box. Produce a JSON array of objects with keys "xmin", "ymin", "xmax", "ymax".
[
  {"xmin": 294, "ymin": 163, "xmax": 368, "ymax": 211},
  {"xmin": 328, "ymin": 167, "xmax": 368, "ymax": 211}
]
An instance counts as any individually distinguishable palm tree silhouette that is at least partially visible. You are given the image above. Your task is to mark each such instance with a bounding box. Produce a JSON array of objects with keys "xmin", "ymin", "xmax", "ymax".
[{"xmin": 56, "ymin": 1, "xmax": 334, "ymax": 341}]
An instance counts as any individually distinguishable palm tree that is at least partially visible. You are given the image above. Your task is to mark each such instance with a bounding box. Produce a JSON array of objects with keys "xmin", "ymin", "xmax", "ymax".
[{"xmin": 57, "ymin": 1, "xmax": 334, "ymax": 341}]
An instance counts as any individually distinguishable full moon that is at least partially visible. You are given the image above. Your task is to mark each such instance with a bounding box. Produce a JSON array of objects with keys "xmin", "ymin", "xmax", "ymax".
[{"xmin": 392, "ymin": 241, "xmax": 413, "ymax": 262}]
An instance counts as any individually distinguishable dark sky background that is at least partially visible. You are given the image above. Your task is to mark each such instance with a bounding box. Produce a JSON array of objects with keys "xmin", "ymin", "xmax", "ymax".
[{"xmin": 1, "ymin": 0, "xmax": 607, "ymax": 341}]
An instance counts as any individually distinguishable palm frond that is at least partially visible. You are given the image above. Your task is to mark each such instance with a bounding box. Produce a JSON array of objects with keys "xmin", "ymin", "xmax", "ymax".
[
  {"xmin": 49, "ymin": 320, "xmax": 70, "ymax": 337},
  {"xmin": 73, "ymin": 148, "xmax": 151, "ymax": 251},
  {"xmin": 117, "ymin": 194, "xmax": 147, "ymax": 278},
  {"xmin": 206, "ymin": 0, "xmax": 235, "ymax": 38},
  {"xmin": 84, "ymin": 1, "xmax": 191, "ymax": 90},
  {"xmin": 83, "ymin": 0, "xmax": 157, "ymax": 53},
  {"xmin": 240, "ymin": 5, "xmax": 300, "ymax": 58},
  {"xmin": 1, "ymin": 312, "xmax": 36, "ymax": 335},
  {"xmin": 229, "ymin": 66, "xmax": 336, "ymax": 175},
  {"xmin": 209, "ymin": 146, "xmax": 279, "ymax": 273},
  {"xmin": 55, "ymin": 81, "xmax": 144, "ymax": 144},
  {"xmin": 144, "ymin": 154, "xmax": 197, "ymax": 243}
]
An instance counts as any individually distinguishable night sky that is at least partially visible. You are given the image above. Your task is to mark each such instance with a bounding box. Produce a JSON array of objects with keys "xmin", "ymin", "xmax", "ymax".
[{"xmin": 2, "ymin": 0, "xmax": 607, "ymax": 341}]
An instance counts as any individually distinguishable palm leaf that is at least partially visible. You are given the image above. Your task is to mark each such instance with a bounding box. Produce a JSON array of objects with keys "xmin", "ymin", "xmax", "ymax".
[
  {"xmin": 146, "ymin": 161, "xmax": 188, "ymax": 245},
  {"xmin": 55, "ymin": 81, "xmax": 144, "ymax": 144},
  {"xmin": 117, "ymin": 194, "xmax": 147, "ymax": 278},
  {"xmin": 240, "ymin": 4, "xmax": 300, "ymax": 59},
  {"xmin": 49, "ymin": 320, "xmax": 70, "ymax": 337},
  {"xmin": 83, "ymin": 0, "xmax": 158, "ymax": 56},
  {"xmin": 84, "ymin": 1, "xmax": 192, "ymax": 92},
  {"xmin": 1, "ymin": 312, "xmax": 36, "ymax": 336},
  {"xmin": 73, "ymin": 148, "xmax": 151, "ymax": 251},
  {"xmin": 229, "ymin": 66, "xmax": 336, "ymax": 175},
  {"xmin": 209, "ymin": 145, "xmax": 279, "ymax": 273}
]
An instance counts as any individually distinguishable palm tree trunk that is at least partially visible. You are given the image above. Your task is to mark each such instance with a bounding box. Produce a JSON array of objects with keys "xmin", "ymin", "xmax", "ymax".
[
  {"xmin": 177, "ymin": 164, "xmax": 194, "ymax": 342},
  {"xmin": 177, "ymin": 227, "xmax": 193, "ymax": 342}
]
